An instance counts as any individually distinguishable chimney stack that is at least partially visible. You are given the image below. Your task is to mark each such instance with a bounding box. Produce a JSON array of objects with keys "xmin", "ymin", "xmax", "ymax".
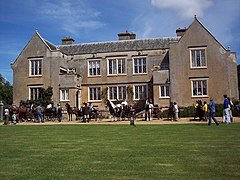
[
  {"xmin": 62, "ymin": 36, "xmax": 75, "ymax": 45},
  {"xmin": 176, "ymin": 28, "xmax": 187, "ymax": 37},
  {"xmin": 118, "ymin": 30, "xmax": 136, "ymax": 40}
]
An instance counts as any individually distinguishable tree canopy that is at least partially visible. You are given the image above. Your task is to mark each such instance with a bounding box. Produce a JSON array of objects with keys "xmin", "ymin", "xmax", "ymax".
[{"xmin": 0, "ymin": 73, "xmax": 13, "ymax": 106}]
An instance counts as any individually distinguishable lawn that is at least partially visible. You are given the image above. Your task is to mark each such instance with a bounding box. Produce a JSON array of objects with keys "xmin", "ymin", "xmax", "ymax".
[{"xmin": 0, "ymin": 124, "xmax": 240, "ymax": 179}]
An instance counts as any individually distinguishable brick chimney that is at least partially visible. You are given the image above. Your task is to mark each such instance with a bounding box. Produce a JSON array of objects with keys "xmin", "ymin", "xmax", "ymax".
[
  {"xmin": 118, "ymin": 30, "xmax": 136, "ymax": 40},
  {"xmin": 176, "ymin": 28, "xmax": 187, "ymax": 37},
  {"xmin": 62, "ymin": 36, "xmax": 75, "ymax": 45}
]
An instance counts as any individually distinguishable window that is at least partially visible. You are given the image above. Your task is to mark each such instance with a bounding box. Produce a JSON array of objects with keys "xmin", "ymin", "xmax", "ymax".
[
  {"xmin": 89, "ymin": 87, "xmax": 101, "ymax": 101},
  {"xmin": 109, "ymin": 86, "xmax": 127, "ymax": 100},
  {"xmin": 191, "ymin": 79, "xmax": 208, "ymax": 97},
  {"xmin": 108, "ymin": 58, "xmax": 126, "ymax": 75},
  {"xmin": 60, "ymin": 89, "xmax": 69, "ymax": 101},
  {"xmin": 134, "ymin": 85, "xmax": 147, "ymax": 100},
  {"xmin": 190, "ymin": 48, "xmax": 206, "ymax": 68},
  {"xmin": 160, "ymin": 85, "xmax": 170, "ymax": 98},
  {"xmin": 29, "ymin": 58, "xmax": 42, "ymax": 76},
  {"xmin": 133, "ymin": 57, "xmax": 147, "ymax": 74},
  {"xmin": 88, "ymin": 60, "xmax": 100, "ymax": 76},
  {"xmin": 29, "ymin": 86, "xmax": 42, "ymax": 100}
]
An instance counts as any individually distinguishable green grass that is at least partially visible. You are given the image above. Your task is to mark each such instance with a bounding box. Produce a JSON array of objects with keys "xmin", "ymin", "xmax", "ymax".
[{"xmin": 0, "ymin": 124, "xmax": 240, "ymax": 179}]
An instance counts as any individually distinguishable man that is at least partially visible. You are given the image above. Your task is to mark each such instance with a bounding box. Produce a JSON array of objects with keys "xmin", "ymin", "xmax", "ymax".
[
  {"xmin": 208, "ymin": 99, "xmax": 219, "ymax": 126},
  {"xmin": 36, "ymin": 104, "xmax": 44, "ymax": 123},
  {"xmin": 3, "ymin": 107, "xmax": 10, "ymax": 125},
  {"xmin": 223, "ymin": 94, "xmax": 231, "ymax": 124}
]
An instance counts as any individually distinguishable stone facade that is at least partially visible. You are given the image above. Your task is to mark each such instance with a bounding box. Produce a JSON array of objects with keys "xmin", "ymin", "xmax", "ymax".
[{"xmin": 11, "ymin": 17, "xmax": 238, "ymax": 110}]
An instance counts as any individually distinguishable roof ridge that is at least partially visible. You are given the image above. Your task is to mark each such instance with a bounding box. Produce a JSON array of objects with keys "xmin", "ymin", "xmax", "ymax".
[{"xmin": 57, "ymin": 37, "xmax": 180, "ymax": 47}]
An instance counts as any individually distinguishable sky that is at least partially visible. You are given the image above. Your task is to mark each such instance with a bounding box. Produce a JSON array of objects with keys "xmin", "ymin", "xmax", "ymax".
[{"xmin": 0, "ymin": 0, "xmax": 240, "ymax": 84}]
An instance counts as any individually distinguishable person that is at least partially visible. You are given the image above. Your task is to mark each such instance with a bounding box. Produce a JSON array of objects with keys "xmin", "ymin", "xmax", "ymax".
[
  {"xmin": 197, "ymin": 100, "xmax": 204, "ymax": 121},
  {"xmin": 173, "ymin": 102, "xmax": 179, "ymax": 121},
  {"xmin": 12, "ymin": 112, "xmax": 17, "ymax": 125},
  {"xmin": 57, "ymin": 104, "xmax": 62, "ymax": 122},
  {"xmin": 121, "ymin": 99, "xmax": 128, "ymax": 106},
  {"xmin": 208, "ymin": 99, "xmax": 219, "ymax": 126},
  {"xmin": 36, "ymin": 104, "xmax": 44, "ymax": 123},
  {"xmin": 145, "ymin": 99, "xmax": 153, "ymax": 121},
  {"xmin": 194, "ymin": 100, "xmax": 199, "ymax": 120},
  {"xmin": 228, "ymin": 97, "xmax": 234, "ymax": 122},
  {"xmin": 168, "ymin": 102, "xmax": 174, "ymax": 120},
  {"xmin": 202, "ymin": 101, "xmax": 208, "ymax": 121},
  {"xmin": 3, "ymin": 107, "xmax": 10, "ymax": 125},
  {"xmin": 223, "ymin": 94, "xmax": 231, "ymax": 124},
  {"xmin": 88, "ymin": 102, "xmax": 94, "ymax": 111},
  {"xmin": 46, "ymin": 103, "xmax": 52, "ymax": 109},
  {"xmin": 82, "ymin": 102, "xmax": 90, "ymax": 122}
]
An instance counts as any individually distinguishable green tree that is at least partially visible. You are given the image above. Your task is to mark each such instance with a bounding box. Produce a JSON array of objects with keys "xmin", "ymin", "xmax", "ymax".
[{"xmin": 0, "ymin": 73, "xmax": 13, "ymax": 106}]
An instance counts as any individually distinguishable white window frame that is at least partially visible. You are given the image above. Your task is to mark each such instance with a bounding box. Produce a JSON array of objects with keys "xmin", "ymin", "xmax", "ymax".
[
  {"xmin": 60, "ymin": 89, "xmax": 69, "ymax": 101},
  {"xmin": 107, "ymin": 58, "xmax": 126, "ymax": 75},
  {"xmin": 108, "ymin": 86, "xmax": 127, "ymax": 101},
  {"xmin": 189, "ymin": 47, "xmax": 207, "ymax": 68},
  {"xmin": 133, "ymin": 56, "xmax": 147, "ymax": 74},
  {"xmin": 134, "ymin": 84, "xmax": 147, "ymax": 100},
  {"xmin": 88, "ymin": 60, "xmax": 101, "ymax": 76},
  {"xmin": 89, "ymin": 87, "xmax": 101, "ymax": 101},
  {"xmin": 29, "ymin": 58, "xmax": 42, "ymax": 77},
  {"xmin": 191, "ymin": 78, "xmax": 208, "ymax": 97},
  {"xmin": 159, "ymin": 85, "xmax": 170, "ymax": 98},
  {"xmin": 29, "ymin": 86, "xmax": 43, "ymax": 100}
]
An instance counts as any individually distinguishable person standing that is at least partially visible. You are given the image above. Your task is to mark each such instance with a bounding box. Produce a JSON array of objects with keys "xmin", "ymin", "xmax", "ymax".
[
  {"xmin": 57, "ymin": 104, "xmax": 62, "ymax": 122},
  {"xmin": 173, "ymin": 102, "xmax": 179, "ymax": 121},
  {"xmin": 223, "ymin": 94, "xmax": 231, "ymax": 124},
  {"xmin": 208, "ymin": 99, "xmax": 219, "ymax": 126},
  {"xmin": 202, "ymin": 101, "xmax": 208, "ymax": 121},
  {"xmin": 36, "ymin": 104, "xmax": 44, "ymax": 123},
  {"xmin": 3, "ymin": 107, "xmax": 10, "ymax": 125}
]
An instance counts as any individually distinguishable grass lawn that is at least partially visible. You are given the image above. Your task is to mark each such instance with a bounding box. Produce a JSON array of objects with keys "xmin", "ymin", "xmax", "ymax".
[{"xmin": 0, "ymin": 123, "xmax": 240, "ymax": 180}]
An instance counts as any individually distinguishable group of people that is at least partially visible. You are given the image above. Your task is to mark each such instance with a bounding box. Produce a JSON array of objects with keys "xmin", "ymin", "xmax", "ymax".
[
  {"xmin": 2, "ymin": 103, "xmax": 63, "ymax": 125},
  {"xmin": 194, "ymin": 94, "xmax": 233, "ymax": 126}
]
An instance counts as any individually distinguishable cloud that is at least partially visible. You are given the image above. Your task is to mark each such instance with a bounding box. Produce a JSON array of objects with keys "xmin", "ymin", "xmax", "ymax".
[
  {"xmin": 39, "ymin": 0, "xmax": 105, "ymax": 36},
  {"xmin": 151, "ymin": 0, "xmax": 213, "ymax": 19}
]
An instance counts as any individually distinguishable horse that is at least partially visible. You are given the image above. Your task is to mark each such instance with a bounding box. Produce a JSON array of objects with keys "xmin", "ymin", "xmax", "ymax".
[
  {"xmin": 105, "ymin": 100, "xmax": 121, "ymax": 121},
  {"xmin": 105, "ymin": 100, "xmax": 133, "ymax": 121},
  {"xmin": 65, "ymin": 103, "xmax": 73, "ymax": 121}
]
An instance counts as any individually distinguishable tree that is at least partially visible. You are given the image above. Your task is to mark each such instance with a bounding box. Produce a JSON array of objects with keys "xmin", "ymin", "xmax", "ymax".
[
  {"xmin": 0, "ymin": 73, "xmax": 13, "ymax": 106},
  {"xmin": 20, "ymin": 86, "xmax": 53, "ymax": 107}
]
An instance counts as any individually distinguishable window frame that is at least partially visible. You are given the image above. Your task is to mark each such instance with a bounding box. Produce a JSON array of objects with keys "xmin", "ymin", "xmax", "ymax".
[
  {"xmin": 28, "ymin": 86, "xmax": 43, "ymax": 100},
  {"xmin": 191, "ymin": 78, "xmax": 208, "ymax": 97},
  {"xmin": 88, "ymin": 86, "xmax": 102, "ymax": 101},
  {"xmin": 108, "ymin": 85, "xmax": 127, "ymax": 101},
  {"xmin": 29, "ymin": 58, "xmax": 43, "ymax": 77},
  {"xmin": 132, "ymin": 56, "xmax": 147, "ymax": 74},
  {"xmin": 189, "ymin": 47, "xmax": 207, "ymax": 69},
  {"xmin": 159, "ymin": 85, "xmax": 170, "ymax": 98},
  {"xmin": 60, "ymin": 89, "xmax": 69, "ymax": 101},
  {"xmin": 88, "ymin": 59, "xmax": 101, "ymax": 77},
  {"xmin": 107, "ymin": 57, "xmax": 126, "ymax": 76},
  {"xmin": 133, "ymin": 84, "xmax": 147, "ymax": 100}
]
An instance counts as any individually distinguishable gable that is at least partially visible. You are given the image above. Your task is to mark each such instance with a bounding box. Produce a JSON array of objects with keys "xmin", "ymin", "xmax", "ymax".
[
  {"xmin": 11, "ymin": 32, "xmax": 56, "ymax": 69},
  {"xmin": 178, "ymin": 18, "xmax": 227, "ymax": 52}
]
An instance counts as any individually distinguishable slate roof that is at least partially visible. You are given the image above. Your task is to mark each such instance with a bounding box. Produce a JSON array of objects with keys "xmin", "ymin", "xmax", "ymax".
[{"xmin": 56, "ymin": 37, "xmax": 180, "ymax": 55}]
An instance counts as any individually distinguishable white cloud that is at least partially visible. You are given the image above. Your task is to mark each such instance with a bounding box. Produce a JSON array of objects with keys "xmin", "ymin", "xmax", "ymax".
[
  {"xmin": 151, "ymin": 0, "xmax": 213, "ymax": 19},
  {"xmin": 39, "ymin": 0, "xmax": 105, "ymax": 36}
]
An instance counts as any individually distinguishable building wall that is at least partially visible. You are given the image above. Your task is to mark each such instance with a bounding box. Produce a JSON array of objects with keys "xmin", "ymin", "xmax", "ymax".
[{"xmin": 169, "ymin": 20, "xmax": 238, "ymax": 107}]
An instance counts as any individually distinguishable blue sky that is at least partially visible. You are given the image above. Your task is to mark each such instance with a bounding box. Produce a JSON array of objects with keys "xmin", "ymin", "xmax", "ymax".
[{"xmin": 0, "ymin": 0, "xmax": 240, "ymax": 84}]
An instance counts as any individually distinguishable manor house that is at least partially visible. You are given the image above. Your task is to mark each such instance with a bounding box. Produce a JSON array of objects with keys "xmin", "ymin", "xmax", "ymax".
[{"xmin": 11, "ymin": 17, "xmax": 238, "ymax": 110}]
